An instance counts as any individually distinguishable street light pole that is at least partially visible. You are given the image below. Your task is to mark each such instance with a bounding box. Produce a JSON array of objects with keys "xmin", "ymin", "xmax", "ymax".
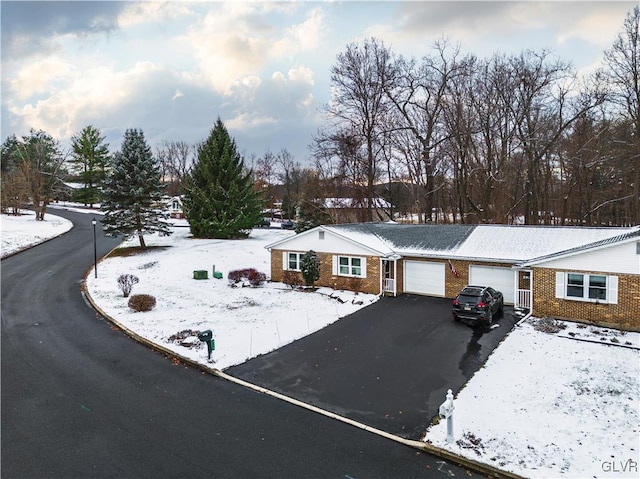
[{"xmin": 92, "ymin": 218, "xmax": 98, "ymax": 278}]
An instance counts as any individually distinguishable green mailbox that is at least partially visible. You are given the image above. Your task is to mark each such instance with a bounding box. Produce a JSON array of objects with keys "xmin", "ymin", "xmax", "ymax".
[{"xmin": 197, "ymin": 329, "xmax": 215, "ymax": 360}]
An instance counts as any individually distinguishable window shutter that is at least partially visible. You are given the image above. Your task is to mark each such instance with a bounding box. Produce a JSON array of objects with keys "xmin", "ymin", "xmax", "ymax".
[
  {"xmin": 332, "ymin": 255, "xmax": 338, "ymax": 275},
  {"xmin": 360, "ymin": 257, "xmax": 367, "ymax": 278},
  {"xmin": 555, "ymin": 272, "xmax": 565, "ymax": 299},
  {"xmin": 608, "ymin": 276, "xmax": 618, "ymax": 305},
  {"xmin": 282, "ymin": 252, "xmax": 288, "ymax": 270}
]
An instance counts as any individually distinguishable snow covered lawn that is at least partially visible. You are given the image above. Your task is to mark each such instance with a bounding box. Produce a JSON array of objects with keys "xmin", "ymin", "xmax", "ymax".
[
  {"xmin": 5, "ymin": 210, "xmax": 639, "ymax": 479},
  {"xmin": 84, "ymin": 227, "xmax": 379, "ymax": 370},
  {"xmin": 1, "ymin": 210, "xmax": 73, "ymax": 258},
  {"xmin": 424, "ymin": 317, "xmax": 640, "ymax": 478}
]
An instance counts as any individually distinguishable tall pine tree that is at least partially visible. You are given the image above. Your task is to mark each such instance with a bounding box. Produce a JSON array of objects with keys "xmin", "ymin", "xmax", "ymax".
[
  {"xmin": 69, "ymin": 125, "xmax": 109, "ymax": 208},
  {"xmin": 183, "ymin": 118, "xmax": 263, "ymax": 238},
  {"xmin": 102, "ymin": 129, "xmax": 171, "ymax": 248}
]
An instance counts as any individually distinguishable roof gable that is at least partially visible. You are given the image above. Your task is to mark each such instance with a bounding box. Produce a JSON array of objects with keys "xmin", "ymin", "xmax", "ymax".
[{"xmin": 517, "ymin": 227, "xmax": 640, "ymax": 266}]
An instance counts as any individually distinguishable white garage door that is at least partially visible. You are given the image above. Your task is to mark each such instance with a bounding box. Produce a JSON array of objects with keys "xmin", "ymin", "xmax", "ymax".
[
  {"xmin": 404, "ymin": 261, "xmax": 445, "ymax": 296},
  {"xmin": 469, "ymin": 265, "xmax": 515, "ymax": 304}
]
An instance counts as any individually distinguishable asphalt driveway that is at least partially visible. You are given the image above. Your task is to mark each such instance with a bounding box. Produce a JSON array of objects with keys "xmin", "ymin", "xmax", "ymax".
[{"xmin": 227, "ymin": 294, "xmax": 519, "ymax": 440}]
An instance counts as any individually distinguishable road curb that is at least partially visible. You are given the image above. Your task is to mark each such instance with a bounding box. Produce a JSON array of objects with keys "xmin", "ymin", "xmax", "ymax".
[{"xmin": 82, "ymin": 281, "xmax": 524, "ymax": 479}]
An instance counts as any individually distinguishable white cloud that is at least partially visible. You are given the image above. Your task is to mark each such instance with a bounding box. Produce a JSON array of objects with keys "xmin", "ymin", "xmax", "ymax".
[
  {"xmin": 7, "ymin": 61, "xmax": 164, "ymax": 140},
  {"xmin": 117, "ymin": 1, "xmax": 194, "ymax": 28},
  {"xmin": 227, "ymin": 112, "xmax": 277, "ymax": 130},
  {"xmin": 271, "ymin": 7, "xmax": 325, "ymax": 58},
  {"xmin": 172, "ymin": 89, "xmax": 184, "ymax": 101},
  {"xmin": 9, "ymin": 56, "xmax": 74, "ymax": 100},
  {"xmin": 181, "ymin": 3, "xmax": 325, "ymax": 96}
]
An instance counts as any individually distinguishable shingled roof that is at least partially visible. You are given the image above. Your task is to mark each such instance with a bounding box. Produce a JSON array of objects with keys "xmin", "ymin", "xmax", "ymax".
[
  {"xmin": 326, "ymin": 223, "xmax": 475, "ymax": 252},
  {"xmin": 323, "ymin": 222, "xmax": 638, "ymax": 262}
]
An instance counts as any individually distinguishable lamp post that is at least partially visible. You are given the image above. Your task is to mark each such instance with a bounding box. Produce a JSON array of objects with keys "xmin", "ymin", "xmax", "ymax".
[{"xmin": 92, "ymin": 218, "xmax": 98, "ymax": 278}]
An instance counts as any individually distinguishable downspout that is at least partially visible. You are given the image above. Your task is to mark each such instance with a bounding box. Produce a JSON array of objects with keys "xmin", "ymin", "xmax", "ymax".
[{"xmin": 394, "ymin": 259, "xmax": 398, "ymax": 297}]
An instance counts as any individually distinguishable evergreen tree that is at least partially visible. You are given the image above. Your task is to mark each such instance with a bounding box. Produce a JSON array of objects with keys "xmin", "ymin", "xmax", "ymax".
[
  {"xmin": 183, "ymin": 118, "xmax": 263, "ymax": 238},
  {"xmin": 300, "ymin": 250, "xmax": 321, "ymax": 287},
  {"xmin": 295, "ymin": 198, "xmax": 332, "ymax": 233},
  {"xmin": 101, "ymin": 129, "xmax": 171, "ymax": 248},
  {"xmin": 69, "ymin": 125, "xmax": 110, "ymax": 207}
]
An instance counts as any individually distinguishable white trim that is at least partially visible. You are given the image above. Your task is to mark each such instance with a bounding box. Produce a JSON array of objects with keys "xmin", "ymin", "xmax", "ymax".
[
  {"xmin": 332, "ymin": 255, "xmax": 338, "ymax": 275},
  {"xmin": 555, "ymin": 271, "xmax": 564, "ymax": 299},
  {"xmin": 265, "ymin": 225, "xmax": 386, "ymax": 256},
  {"xmin": 608, "ymin": 276, "xmax": 618, "ymax": 305}
]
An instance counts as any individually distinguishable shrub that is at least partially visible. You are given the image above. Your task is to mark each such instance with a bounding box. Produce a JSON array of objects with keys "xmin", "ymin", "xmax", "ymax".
[
  {"xmin": 282, "ymin": 270, "xmax": 303, "ymax": 289},
  {"xmin": 300, "ymin": 250, "xmax": 320, "ymax": 287},
  {"xmin": 247, "ymin": 269, "xmax": 267, "ymax": 286},
  {"xmin": 128, "ymin": 294, "xmax": 156, "ymax": 312},
  {"xmin": 117, "ymin": 274, "xmax": 139, "ymax": 297},
  {"xmin": 227, "ymin": 268, "xmax": 266, "ymax": 287}
]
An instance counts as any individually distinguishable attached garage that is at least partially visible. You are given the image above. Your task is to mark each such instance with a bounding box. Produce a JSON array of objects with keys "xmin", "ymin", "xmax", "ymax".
[
  {"xmin": 469, "ymin": 265, "xmax": 515, "ymax": 304},
  {"xmin": 404, "ymin": 260, "xmax": 445, "ymax": 296}
]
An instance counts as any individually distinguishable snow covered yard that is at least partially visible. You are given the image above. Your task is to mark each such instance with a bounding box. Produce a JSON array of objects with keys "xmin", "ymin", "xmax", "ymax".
[
  {"xmin": 5, "ymin": 210, "xmax": 640, "ymax": 479},
  {"xmin": 424, "ymin": 317, "xmax": 640, "ymax": 478},
  {"xmin": 1, "ymin": 210, "xmax": 73, "ymax": 258},
  {"xmin": 84, "ymin": 227, "xmax": 379, "ymax": 370}
]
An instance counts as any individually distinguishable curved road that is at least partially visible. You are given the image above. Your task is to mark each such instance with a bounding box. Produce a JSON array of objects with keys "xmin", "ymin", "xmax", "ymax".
[{"xmin": 2, "ymin": 209, "xmax": 483, "ymax": 478}]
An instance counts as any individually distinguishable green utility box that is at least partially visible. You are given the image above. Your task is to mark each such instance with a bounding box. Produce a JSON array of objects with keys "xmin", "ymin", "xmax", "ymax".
[
  {"xmin": 212, "ymin": 271, "xmax": 223, "ymax": 279},
  {"xmin": 193, "ymin": 270, "xmax": 208, "ymax": 280}
]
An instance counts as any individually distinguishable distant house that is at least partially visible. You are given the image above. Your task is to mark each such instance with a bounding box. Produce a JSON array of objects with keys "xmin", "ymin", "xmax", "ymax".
[
  {"xmin": 323, "ymin": 197, "xmax": 393, "ymax": 224},
  {"xmin": 266, "ymin": 223, "xmax": 640, "ymax": 330},
  {"xmin": 167, "ymin": 196, "xmax": 184, "ymax": 219}
]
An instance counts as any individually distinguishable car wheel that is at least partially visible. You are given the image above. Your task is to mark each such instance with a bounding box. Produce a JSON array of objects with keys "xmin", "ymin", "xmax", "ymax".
[
  {"xmin": 453, "ymin": 314, "xmax": 460, "ymax": 322},
  {"xmin": 498, "ymin": 302, "xmax": 504, "ymax": 316}
]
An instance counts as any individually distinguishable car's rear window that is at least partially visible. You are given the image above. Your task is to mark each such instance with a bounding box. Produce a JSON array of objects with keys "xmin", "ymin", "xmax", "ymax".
[{"xmin": 457, "ymin": 294, "xmax": 481, "ymax": 304}]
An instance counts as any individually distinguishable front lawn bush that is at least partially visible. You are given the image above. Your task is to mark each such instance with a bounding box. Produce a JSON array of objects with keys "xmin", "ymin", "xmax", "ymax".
[
  {"xmin": 128, "ymin": 294, "xmax": 156, "ymax": 312},
  {"xmin": 282, "ymin": 270, "xmax": 303, "ymax": 289},
  {"xmin": 228, "ymin": 268, "xmax": 266, "ymax": 287},
  {"xmin": 117, "ymin": 273, "xmax": 139, "ymax": 297}
]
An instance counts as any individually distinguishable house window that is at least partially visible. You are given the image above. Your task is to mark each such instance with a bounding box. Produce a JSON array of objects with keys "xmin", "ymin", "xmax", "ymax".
[
  {"xmin": 319, "ymin": 231, "xmax": 325, "ymax": 240},
  {"xmin": 338, "ymin": 256, "xmax": 364, "ymax": 277},
  {"xmin": 565, "ymin": 273, "xmax": 607, "ymax": 301},
  {"xmin": 286, "ymin": 252, "xmax": 303, "ymax": 271},
  {"xmin": 556, "ymin": 272, "xmax": 618, "ymax": 304}
]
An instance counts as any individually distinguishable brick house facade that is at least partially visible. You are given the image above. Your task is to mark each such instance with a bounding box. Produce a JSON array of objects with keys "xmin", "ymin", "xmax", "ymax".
[{"xmin": 266, "ymin": 224, "xmax": 640, "ymax": 330}]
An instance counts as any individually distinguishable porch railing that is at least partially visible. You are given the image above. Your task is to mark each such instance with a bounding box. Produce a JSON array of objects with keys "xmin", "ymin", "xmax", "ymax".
[
  {"xmin": 516, "ymin": 289, "xmax": 531, "ymax": 310},
  {"xmin": 384, "ymin": 278, "xmax": 395, "ymax": 293}
]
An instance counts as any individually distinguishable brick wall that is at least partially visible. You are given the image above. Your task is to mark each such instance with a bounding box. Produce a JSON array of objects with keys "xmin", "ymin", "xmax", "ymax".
[
  {"xmin": 532, "ymin": 268, "xmax": 640, "ymax": 331},
  {"xmin": 270, "ymin": 249, "xmax": 381, "ymax": 294}
]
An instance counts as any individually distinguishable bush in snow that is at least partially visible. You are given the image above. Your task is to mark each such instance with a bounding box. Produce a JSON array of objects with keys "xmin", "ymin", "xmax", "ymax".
[
  {"xmin": 128, "ymin": 294, "xmax": 156, "ymax": 312},
  {"xmin": 227, "ymin": 268, "xmax": 266, "ymax": 287},
  {"xmin": 117, "ymin": 274, "xmax": 139, "ymax": 297},
  {"xmin": 282, "ymin": 270, "xmax": 303, "ymax": 289}
]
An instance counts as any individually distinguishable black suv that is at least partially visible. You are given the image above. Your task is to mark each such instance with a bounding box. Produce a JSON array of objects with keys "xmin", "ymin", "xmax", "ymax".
[{"xmin": 452, "ymin": 285, "xmax": 504, "ymax": 325}]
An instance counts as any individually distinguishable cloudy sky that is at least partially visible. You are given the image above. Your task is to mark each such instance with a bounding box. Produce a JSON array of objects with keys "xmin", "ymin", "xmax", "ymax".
[{"xmin": 1, "ymin": 1, "xmax": 636, "ymax": 164}]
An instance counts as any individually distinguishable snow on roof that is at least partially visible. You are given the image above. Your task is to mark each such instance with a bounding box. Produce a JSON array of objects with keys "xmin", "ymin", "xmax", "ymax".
[
  {"xmin": 453, "ymin": 225, "xmax": 637, "ymax": 262},
  {"xmin": 323, "ymin": 224, "xmax": 395, "ymax": 255},
  {"xmin": 324, "ymin": 223, "xmax": 638, "ymax": 262}
]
